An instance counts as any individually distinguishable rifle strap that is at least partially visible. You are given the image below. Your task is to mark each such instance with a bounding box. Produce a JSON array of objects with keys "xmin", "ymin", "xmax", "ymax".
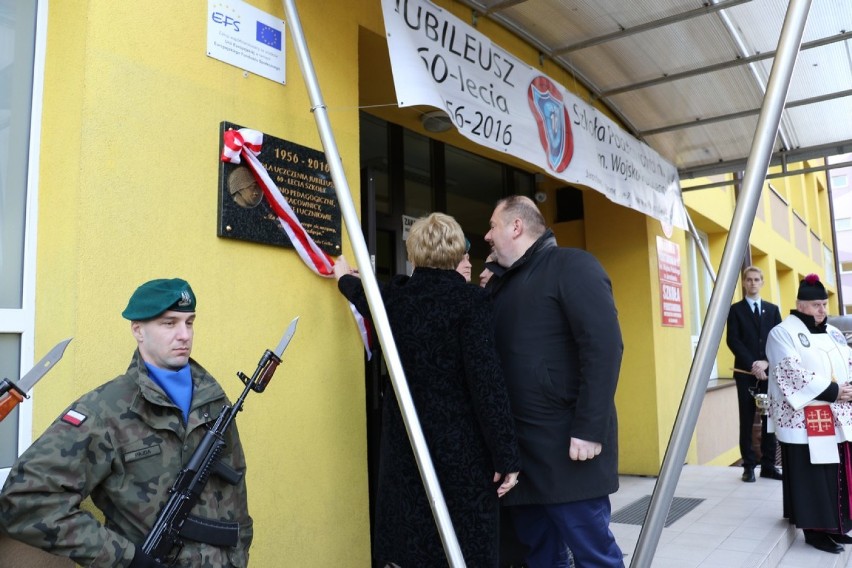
[{"xmin": 179, "ymin": 515, "xmax": 239, "ymax": 547}]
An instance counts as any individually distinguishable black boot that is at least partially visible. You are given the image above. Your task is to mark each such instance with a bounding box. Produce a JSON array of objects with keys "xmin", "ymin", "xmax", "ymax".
[
  {"xmin": 830, "ymin": 533, "xmax": 852, "ymax": 544},
  {"xmin": 759, "ymin": 466, "xmax": 783, "ymax": 480},
  {"xmin": 804, "ymin": 530, "xmax": 844, "ymax": 553}
]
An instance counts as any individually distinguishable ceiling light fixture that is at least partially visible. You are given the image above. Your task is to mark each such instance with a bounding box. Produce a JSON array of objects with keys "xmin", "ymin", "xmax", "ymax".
[{"xmin": 421, "ymin": 110, "xmax": 454, "ymax": 133}]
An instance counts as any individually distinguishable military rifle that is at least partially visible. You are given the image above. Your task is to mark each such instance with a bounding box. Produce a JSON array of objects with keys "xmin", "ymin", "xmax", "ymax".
[{"xmin": 141, "ymin": 318, "xmax": 298, "ymax": 565}]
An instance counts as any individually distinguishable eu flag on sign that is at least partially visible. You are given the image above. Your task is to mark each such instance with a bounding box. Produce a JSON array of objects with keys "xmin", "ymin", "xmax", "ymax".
[{"xmin": 256, "ymin": 21, "xmax": 282, "ymax": 50}]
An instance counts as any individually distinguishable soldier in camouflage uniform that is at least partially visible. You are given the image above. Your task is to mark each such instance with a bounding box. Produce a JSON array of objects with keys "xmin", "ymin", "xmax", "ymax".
[{"xmin": 0, "ymin": 278, "xmax": 253, "ymax": 567}]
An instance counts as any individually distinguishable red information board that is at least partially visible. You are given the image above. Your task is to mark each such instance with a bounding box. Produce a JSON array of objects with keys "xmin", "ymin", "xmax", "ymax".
[{"xmin": 656, "ymin": 236, "xmax": 684, "ymax": 327}]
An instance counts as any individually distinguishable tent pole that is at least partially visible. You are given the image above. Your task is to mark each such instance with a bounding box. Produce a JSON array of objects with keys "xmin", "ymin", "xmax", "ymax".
[
  {"xmin": 631, "ymin": 0, "xmax": 812, "ymax": 565},
  {"xmin": 280, "ymin": 1, "xmax": 466, "ymax": 565}
]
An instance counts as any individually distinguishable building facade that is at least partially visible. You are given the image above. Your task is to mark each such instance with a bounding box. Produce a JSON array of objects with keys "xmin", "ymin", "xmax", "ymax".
[{"xmin": 0, "ymin": 1, "xmax": 840, "ymax": 565}]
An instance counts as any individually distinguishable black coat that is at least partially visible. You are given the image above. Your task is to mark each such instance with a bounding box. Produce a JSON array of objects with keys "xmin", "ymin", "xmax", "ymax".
[
  {"xmin": 487, "ymin": 231, "xmax": 623, "ymax": 505},
  {"xmin": 726, "ymin": 298, "xmax": 782, "ymax": 379},
  {"xmin": 339, "ymin": 268, "xmax": 521, "ymax": 567}
]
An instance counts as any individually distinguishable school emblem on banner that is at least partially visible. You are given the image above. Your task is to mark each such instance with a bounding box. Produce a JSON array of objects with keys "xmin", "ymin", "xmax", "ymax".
[{"xmin": 528, "ymin": 76, "xmax": 574, "ymax": 173}]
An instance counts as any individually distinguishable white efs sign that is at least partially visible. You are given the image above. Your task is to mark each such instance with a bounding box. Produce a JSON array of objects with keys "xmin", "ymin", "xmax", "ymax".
[{"xmin": 207, "ymin": 0, "xmax": 286, "ymax": 84}]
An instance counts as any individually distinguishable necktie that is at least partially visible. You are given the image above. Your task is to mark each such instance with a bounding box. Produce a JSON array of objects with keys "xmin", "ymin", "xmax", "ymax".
[{"xmin": 753, "ymin": 302, "xmax": 760, "ymax": 319}]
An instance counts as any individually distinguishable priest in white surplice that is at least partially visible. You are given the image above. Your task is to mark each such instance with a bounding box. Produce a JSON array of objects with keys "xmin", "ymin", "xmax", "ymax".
[{"xmin": 767, "ymin": 274, "xmax": 852, "ymax": 554}]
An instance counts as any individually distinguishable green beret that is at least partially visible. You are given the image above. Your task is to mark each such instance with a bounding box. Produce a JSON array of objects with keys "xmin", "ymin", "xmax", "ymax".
[{"xmin": 122, "ymin": 278, "xmax": 196, "ymax": 321}]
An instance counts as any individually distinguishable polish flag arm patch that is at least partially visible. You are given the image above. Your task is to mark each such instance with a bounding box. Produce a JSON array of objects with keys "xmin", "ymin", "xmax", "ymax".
[{"xmin": 61, "ymin": 409, "xmax": 87, "ymax": 427}]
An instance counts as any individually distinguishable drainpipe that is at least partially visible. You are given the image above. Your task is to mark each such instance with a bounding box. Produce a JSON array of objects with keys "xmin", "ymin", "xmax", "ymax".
[
  {"xmin": 281, "ymin": 1, "xmax": 466, "ymax": 566},
  {"xmin": 733, "ymin": 170, "xmax": 749, "ymax": 299},
  {"xmin": 631, "ymin": 1, "xmax": 813, "ymax": 566}
]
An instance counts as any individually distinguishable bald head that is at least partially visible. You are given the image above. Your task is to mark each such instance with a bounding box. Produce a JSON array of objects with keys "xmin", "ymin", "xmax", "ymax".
[
  {"xmin": 485, "ymin": 195, "xmax": 547, "ymax": 267},
  {"xmin": 496, "ymin": 196, "xmax": 547, "ymax": 239}
]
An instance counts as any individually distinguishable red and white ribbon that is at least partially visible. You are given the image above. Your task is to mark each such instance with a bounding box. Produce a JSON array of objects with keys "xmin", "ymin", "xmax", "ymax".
[
  {"xmin": 222, "ymin": 128, "xmax": 334, "ymax": 276},
  {"xmin": 222, "ymin": 128, "xmax": 372, "ymax": 357}
]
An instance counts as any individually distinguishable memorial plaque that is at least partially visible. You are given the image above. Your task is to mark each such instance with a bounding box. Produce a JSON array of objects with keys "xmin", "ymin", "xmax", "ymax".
[{"xmin": 217, "ymin": 121, "xmax": 341, "ymax": 255}]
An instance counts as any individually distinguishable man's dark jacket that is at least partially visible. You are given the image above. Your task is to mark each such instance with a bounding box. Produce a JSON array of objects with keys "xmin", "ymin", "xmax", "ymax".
[
  {"xmin": 488, "ymin": 230, "xmax": 623, "ymax": 505},
  {"xmin": 726, "ymin": 298, "xmax": 782, "ymax": 380}
]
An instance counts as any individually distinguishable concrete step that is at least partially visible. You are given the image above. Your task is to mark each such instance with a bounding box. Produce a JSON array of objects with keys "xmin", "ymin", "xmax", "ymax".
[
  {"xmin": 755, "ymin": 523, "xmax": 798, "ymax": 568},
  {"xmin": 777, "ymin": 531, "xmax": 852, "ymax": 568}
]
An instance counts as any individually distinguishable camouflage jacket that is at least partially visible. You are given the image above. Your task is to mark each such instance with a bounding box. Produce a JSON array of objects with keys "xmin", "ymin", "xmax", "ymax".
[{"xmin": 0, "ymin": 351, "xmax": 253, "ymax": 567}]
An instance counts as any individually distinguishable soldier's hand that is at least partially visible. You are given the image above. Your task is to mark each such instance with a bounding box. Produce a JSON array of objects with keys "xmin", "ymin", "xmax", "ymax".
[{"xmin": 569, "ymin": 437, "xmax": 602, "ymax": 461}]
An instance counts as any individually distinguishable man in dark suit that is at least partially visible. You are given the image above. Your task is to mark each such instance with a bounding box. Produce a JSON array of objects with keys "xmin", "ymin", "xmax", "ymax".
[
  {"xmin": 486, "ymin": 196, "xmax": 623, "ymax": 568},
  {"xmin": 726, "ymin": 266, "xmax": 783, "ymax": 482}
]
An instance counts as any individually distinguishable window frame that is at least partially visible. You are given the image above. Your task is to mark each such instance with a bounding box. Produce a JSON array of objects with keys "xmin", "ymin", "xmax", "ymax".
[{"xmin": 0, "ymin": 0, "xmax": 48, "ymax": 485}]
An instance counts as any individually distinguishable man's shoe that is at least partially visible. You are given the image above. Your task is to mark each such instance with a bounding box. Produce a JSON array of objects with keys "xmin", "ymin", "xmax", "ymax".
[
  {"xmin": 759, "ymin": 466, "xmax": 783, "ymax": 480},
  {"xmin": 741, "ymin": 468, "xmax": 755, "ymax": 482},
  {"xmin": 804, "ymin": 530, "xmax": 844, "ymax": 553},
  {"xmin": 830, "ymin": 533, "xmax": 852, "ymax": 544}
]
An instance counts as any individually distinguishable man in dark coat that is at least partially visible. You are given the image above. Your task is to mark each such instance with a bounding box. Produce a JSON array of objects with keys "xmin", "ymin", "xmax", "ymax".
[
  {"xmin": 484, "ymin": 196, "xmax": 624, "ymax": 568},
  {"xmin": 726, "ymin": 266, "xmax": 783, "ymax": 482}
]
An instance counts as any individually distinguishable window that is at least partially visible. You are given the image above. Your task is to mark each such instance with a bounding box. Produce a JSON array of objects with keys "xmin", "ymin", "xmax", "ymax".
[
  {"xmin": 1, "ymin": 0, "xmax": 44, "ymax": 483},
  {"xmin": 359, "ymin": 112, "xmax": 534, "ymax": 271},
  {"xmin": 685, "ymin": 228, "xmax": 718, "ymax": 378},
  {"xmin": 402, "ymin": 130, "xmax": 433, "ymax": 218},
  {"xmin": 824, "ymin": 244, "xmax": 836, "ymax": 288},
  {"xmin": 831, "ymin": 174, "xmax": 848, "ymax": 188},
  {"xmin": 445, "ymin": 145, "xmax": 504, "ymax": 243}
]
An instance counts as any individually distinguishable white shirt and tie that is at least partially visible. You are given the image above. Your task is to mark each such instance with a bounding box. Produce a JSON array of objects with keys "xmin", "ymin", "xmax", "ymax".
[{"xmin": 749, "ymin": 298, "xmax": 761, "ymax": 319}]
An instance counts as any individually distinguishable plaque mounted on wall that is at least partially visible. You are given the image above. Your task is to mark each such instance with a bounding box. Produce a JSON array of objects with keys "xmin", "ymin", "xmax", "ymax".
[{"xmin": 217, "ymin": 121, "xmax": 341, "ymax": 256}]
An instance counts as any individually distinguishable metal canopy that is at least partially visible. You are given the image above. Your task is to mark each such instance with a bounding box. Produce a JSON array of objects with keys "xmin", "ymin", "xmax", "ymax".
[{"xmin": 457, "ymin": 0, "xmax": 852, "ymax": 179}]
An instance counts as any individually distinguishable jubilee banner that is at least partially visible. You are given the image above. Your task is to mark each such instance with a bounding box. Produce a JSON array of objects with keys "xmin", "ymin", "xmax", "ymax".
[{"xmin": 382, "ymin": 0, "xmax": 688, "ymax": 229}]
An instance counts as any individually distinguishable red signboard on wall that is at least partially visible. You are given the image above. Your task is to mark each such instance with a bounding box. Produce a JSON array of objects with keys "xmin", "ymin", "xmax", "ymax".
[{"xmin": 656, "ymin": 236, "xmax": 684, "ymax": 327}]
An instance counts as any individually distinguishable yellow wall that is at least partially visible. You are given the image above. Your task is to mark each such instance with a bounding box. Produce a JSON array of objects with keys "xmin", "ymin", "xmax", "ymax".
[
  {"xmin": 581, "ymin": 193, "xmax": 697, "ymax": 474},
  {"xmin": 32, "ymin": 1, "xmax": 371, "ymax": 565}
]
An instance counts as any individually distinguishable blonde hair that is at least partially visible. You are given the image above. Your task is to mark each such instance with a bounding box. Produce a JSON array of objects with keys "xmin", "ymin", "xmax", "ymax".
[
  {"xmin": 743, "ymin": 266, "xmax": 763, "ymax": 280},
  {"xmin": 406, "ymin": 213, "xmax": 466, "ymax": 270}
]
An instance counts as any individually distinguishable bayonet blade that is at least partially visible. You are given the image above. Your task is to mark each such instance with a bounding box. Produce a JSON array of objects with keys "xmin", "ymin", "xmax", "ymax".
[
  {"xmin": 274, "ymin": 317, "xmax": 299, "ymax": 357},
  {"xmin": 17, "ymin": 338, "xmax": 73, "ymax": 394}
]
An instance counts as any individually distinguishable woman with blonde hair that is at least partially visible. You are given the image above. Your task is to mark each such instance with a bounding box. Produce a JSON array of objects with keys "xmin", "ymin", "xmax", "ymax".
[{"xmin": 334, "ymin": 212, "xmax": 520, "ymax": 567}]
